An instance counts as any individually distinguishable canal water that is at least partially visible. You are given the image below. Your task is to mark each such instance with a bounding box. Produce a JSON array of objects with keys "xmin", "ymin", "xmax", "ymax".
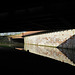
[
  {"xmin": 0, "ymin": 42, "xmax": 75, "ymax": 73},
  {"xmin": 0, "ymin": 43, "xmax": 75, "ymax": 66},
  {"xmin": 24, "ymin": 44, "xmax": 75, "ymax": 66}
]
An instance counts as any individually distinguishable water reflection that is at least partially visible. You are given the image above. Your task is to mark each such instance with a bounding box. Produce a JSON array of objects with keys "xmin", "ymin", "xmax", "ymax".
[
  {"xmin": 0, "ymin": 43, "xmax": 24, "ymax": 49},
  {"xmin": 59, "ymin": 48, "xmax": 75, "ymax": 63},
  {"xmin": 24, "ymin": 44, "xmax": 75, "ymax": 66},
  {"xmin": 15, "ymin": 48, "xmax": 24, "ymax": 50}
]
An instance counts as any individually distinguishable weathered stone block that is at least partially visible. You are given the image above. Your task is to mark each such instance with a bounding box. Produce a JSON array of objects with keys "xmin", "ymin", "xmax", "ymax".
[{"xmin": 24, "ymin": 29, "xmax": 75, "ymax": 49}]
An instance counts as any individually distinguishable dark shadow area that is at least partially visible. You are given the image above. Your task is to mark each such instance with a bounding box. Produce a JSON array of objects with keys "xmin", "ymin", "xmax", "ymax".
[
  {"xmin": 57, "ymin": 35, "xmax": 75, "ymax": 49},
  {"xmin": 11, "ymin": 38, "xmax": 24, "ymax": 43},
  {"xmin": 0, "ymin": 2, "xmax": 75, "ymax": 32}
]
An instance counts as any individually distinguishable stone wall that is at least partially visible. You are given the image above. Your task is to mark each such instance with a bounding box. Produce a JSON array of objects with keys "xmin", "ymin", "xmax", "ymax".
[{"xmin": 24, "ymin": 29, "xmax": 75, "ymax": 49}]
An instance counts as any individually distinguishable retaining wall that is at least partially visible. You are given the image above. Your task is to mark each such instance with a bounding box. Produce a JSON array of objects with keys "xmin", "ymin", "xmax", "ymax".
[{"xmin": 24, "ymin": 29, "xmax": 75, "ymax": 49}]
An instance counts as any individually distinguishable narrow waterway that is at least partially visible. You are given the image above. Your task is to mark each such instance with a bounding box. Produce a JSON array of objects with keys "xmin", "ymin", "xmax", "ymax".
[
  {"xmin": 0, "ymin": 42, "xmax": 75, "ymax": 66},
  {"xmin": 24, "ymin": 44, "xmax": 75, "ymax": 66},
  {"xmin": 0, "ymin": 42, "xmax": 75, "ymax": 74},
  {"xmin": 0, "ymin": 39, "xmax": 75, "ymax": 72}
]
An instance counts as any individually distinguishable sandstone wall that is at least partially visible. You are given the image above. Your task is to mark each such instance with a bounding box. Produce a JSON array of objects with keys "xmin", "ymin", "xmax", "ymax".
[{"xmin": 24, "ymin": 29, "xmax": 75, "ymax": 49}]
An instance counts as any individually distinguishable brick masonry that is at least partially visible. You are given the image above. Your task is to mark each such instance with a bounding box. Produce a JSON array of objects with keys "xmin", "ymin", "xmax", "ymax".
[{"xmin": 24, "ymin": 29, "xmax": 75, "ymax": 49}]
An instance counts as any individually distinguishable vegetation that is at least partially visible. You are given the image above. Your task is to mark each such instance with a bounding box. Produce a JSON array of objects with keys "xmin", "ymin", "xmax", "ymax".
[{"xmin": 0, "ymin": 36, "xmax": 13, "ymax": 44}]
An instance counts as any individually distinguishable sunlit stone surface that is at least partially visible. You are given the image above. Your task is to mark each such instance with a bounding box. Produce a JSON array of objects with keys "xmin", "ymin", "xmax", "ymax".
[
  {"xmin": 24, "ymin": 29, "xmax": 75, "ymax": 49},
  {"xmin": 24, "ymin": 44, "xmax": 75, "ymax": 66}
]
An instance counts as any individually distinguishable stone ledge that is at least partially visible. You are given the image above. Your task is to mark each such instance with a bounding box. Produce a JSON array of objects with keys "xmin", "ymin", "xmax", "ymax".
[{"xmin": 24, "ymin": 29, "xmax": 75, "ymax": 49}]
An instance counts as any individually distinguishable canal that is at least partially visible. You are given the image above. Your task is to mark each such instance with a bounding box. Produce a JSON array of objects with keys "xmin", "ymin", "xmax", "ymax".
[{"xmin": 0, "ymin": 42, "xmax": 75, "ymax": 73}]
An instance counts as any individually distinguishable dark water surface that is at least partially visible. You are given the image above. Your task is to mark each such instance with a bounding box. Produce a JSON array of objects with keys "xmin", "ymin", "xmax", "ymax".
[
  {"xmin": 24, "ymin": 44, "xmax": 75, "ymax": 66},
  {"xmin": 0, "ymin": 43, "xmax": 75, "ymax": 74}
]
